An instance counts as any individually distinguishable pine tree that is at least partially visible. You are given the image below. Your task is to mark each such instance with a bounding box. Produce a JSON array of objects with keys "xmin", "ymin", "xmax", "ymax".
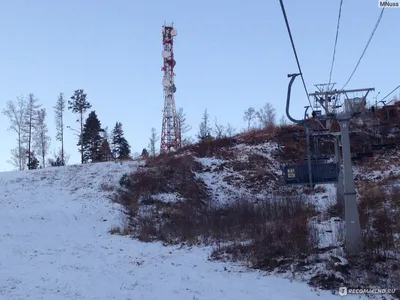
[
  {"xmin": 27, "ymin": 151, "xmax": 39, "ymax": 170},
  {"xmin": 81, "ymin": 111, "xmax": 103, "ymax": 163},
  {"xmin": 111, "ymin": 122, "xmax": 131, "ymax": 159},
  {"xmin": 68, "ymin": 89, "xmax": 91, "ymax": 164},
  {"xmin": 141, "ymin": 148, "xmax": 149, "ymax": 158},
  {"xmin": 99, "ymin": 139, "xmax": 112, "ymax": 161}
]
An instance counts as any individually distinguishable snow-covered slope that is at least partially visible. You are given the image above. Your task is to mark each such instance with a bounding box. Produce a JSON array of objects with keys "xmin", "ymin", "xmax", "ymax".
[{"xmin": 0, "ymin": 161, "xmax": 364, "ymax": 299}]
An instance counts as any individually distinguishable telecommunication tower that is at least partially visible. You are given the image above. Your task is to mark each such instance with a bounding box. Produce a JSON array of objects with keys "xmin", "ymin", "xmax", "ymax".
[{"xmin": 160, "ymin": 23, "xmax": 180, "ymax": 153}]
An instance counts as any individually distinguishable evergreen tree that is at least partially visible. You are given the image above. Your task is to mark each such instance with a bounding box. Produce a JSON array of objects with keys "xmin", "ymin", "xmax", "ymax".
[
  {"xmin": 81, "ymin": 111, "xmax": 103, "ymax": 163},
  {"xmin": 99, "ymin": 126, "xmax": 112, "ymax": 161},
  {"xmin": 27, "ymin": 151, "xmax": 39, "ymax": 170},
  {"xmin": 99, "ymin": 139, "xmax": 112, "ymax": 161},
  {"xmin": 111, "ymin": 122, "xmax": 131, "ymax": 159},
  {"xmin": 141, "ymin": 148, "xmax": 149, "ymax": 158},
  {"xmin": 68, "ymin": 89, "xmax": 91, "ymax": 163}
]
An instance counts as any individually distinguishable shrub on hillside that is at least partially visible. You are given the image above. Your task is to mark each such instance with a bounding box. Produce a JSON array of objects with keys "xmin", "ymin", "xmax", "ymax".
[
  {"xmin": 116, "ymin": 187, "xmax": 319, "ymax": 270},
  {"xmin": 190, "ymin": 136, "xmax": 237, "ymax": 158},
  {"xmin": 115, "ymin": 154, "xmax": 208, "ymax": 207},
  {"xmin": 358, "ymin": 183, "xmax": 399, "ymax": 254},
  {"xmin": 341, "ymin": 182, "xmax": 400, "ymax": 292}
]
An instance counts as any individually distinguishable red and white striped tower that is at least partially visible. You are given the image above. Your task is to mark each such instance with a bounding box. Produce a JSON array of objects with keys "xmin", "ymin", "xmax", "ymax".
[{"xmin": 160, "ymin": 23, "xmax": 181, "ymax": 153}]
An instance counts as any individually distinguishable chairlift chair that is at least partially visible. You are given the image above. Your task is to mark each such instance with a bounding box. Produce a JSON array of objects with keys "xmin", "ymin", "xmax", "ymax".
[
  {"xmin": 371, "ymin": 143, "xmax": 396, "ymax": 151},
  {"xmin": 371, "ymin": 124, "xmax": 396, "ymax": 150}
]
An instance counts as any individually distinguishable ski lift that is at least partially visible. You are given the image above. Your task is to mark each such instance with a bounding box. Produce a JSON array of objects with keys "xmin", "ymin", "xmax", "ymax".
[
  {"xmin": 283, "ymin": 162, "xmax": 339, "ymax": 187},
  {"xmin": 282, "ymin": 74, "xmax": 340, "ymax": 188},
  {"xmin": 370, "ymin": 110, "xmax": 396, "ymax": 150},
  {"xmin": 348, "ymin": 131, "xmax": 374, "ymax": 161},
  {"xmin": 371, "ymin": 143, "xmax": 396, "ymax": 151},
  {"xmin": 351, "ymin": 152, "xmax": 373, "ymax": 161},
  {"xmin": 284, "ymin": 122, "xmax": 339, "ymax": 186}
]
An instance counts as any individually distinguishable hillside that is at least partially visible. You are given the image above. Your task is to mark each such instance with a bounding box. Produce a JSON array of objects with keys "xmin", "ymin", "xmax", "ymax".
[
  {"xmin": 0, "ymin": 107, "xmax": 399, "ymax": 299},
  {"xmin": 113, "ymin": 123, "xmax": 400, "ymax": 299},
  {"xmin": 0, "ymin": 160, "xmax": 368, "ymax": 300}
]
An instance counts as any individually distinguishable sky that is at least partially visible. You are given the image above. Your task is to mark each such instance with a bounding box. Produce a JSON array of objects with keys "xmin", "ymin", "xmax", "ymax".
[{"xmin": 0, "ymin": 0, "xmax": 398, "ymax": 171}]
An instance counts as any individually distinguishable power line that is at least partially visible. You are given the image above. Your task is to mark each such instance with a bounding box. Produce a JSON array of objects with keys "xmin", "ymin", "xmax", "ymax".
[
  {"xmin": 278, "ymin": 0, "xmax": 312, "ymax": 108},
  {"xmin": 328, "ymin": 0, "xmax": 344, "ymax": 86},
  {"xmin": 381, "ymin": 84, "xmax": 400, "ymax": 104},
  {"xmin": 342, "ymin": 8, "xmax": 385, "ymax": 89}
]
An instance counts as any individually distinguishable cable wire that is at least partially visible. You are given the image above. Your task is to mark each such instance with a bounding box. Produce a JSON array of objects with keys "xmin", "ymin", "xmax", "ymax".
[
  {"xmin": 278, "ymin": 0, "xmax": 312, "ymax": 108},
  {"xmin": 381, "ymin": 84, "xmax": 400, "ymax": 104},
  {"xmin": 328, "ymin": 0, "xmax": 344, "ymax": 86},
  {"xmin": 342, "ymin": 8, "xmax": 385, "ymax": 89}
]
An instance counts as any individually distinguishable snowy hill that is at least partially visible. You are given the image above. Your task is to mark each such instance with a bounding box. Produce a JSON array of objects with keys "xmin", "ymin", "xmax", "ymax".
[
  {"xmin": 111, "ymin": 128, "xmax": 399, "ymax": 299},
  {"xmin": 0, "ymin": 160, "xmax": 370, "ymax": 300}
]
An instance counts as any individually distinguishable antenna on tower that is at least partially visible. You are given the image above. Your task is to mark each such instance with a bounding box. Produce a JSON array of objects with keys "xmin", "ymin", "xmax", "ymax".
[{"xmin": 160, "ymin": 23, "xmax": 181, "ymax": 153}]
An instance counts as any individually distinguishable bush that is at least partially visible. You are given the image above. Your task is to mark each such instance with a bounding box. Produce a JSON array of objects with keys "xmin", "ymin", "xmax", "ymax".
[{"xmin": 116, "ymin": 186, "xmax": 319, "ymax": 269}]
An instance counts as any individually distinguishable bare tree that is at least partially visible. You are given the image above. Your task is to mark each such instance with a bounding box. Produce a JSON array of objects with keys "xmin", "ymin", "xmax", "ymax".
[
  {"xmin": 54, "ymin": 92, "xmax": 66, "ymax": 164},
  {"xmin": 257, "ymin": 102, "xmax": 276, "ymax": 128},
  {"xmin": 2, "ymin": 96, "xmax": 28, "ymax": 170},
  {"xmin": 182, "ymin": 136, "xmax": 194, "ymax": 146},
  {"xmin": 226, "ymin": 123, "xmax": 236, "ymax": 137},
  {"xmin": 243, "ymin": 107, "xmax": 256, "ymax": 130},
  {"xmin": 34, "ymin": 108, "xmax": 51, "ymax": 167},
  {"xmin": 279, "ymin": 115, "xmax": 288, "ymax": 126},
  {"xmin": 214, "ymin": 117, "xmax": 225, "ymax": 138},
  {"xmin": 176, "ymin": 107, "xmax": 191, "ymax": 138},
  {"xmin": 25, "ymin": 94, "xmax": 42, "ymax": 169},
  {"xmin": 8, "ymin": 147, "xmax": 27, "ymax": 170},
  {"xmin": 149, "ymin": 127, "xmax": 159, "ymax": 157},
  {"xmin": 47, "ymin": 148, "xmax": 70, "ymax": 166},
  {"xmin": 198, "ymin": 109, "xmax": 212, "ymax": 141}
]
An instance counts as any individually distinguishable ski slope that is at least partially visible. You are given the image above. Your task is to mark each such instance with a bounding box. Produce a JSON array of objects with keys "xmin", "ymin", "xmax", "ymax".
[{"xmin": 0, "ymin": 161, "xmax": 363, "ymax": 299}]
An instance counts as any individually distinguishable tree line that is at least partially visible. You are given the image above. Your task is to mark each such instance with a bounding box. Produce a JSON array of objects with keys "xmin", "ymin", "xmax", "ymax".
[
  {"xmin": 141, "ymin": 102, "xmax": 285, "ymax": 157},
  {"xmin": 3, "ymin": 90, "xmax": 285, "ymax": 168},
  {"xmin": 2, "ymin": 89, "xmax": 131, "ymax": 170}
]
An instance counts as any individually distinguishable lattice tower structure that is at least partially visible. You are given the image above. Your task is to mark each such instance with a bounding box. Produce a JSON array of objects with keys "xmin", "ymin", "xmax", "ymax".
[{"xmin": 160, "ymin": 24, "xmax": 180, "ymax": 153}]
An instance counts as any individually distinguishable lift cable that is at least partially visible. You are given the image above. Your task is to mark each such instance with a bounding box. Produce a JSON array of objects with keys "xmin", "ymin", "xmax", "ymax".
[
  {"xmin": 328, "ymin": 0, "xmax": 344, "ymax": 86},
  {"xmin": 342, "ymin": 8, "xmax": 385, "ymax": 89},
  {"xmin": 381, "ymin": 84, "xmax": 400, "ymax": 104},
  {"xmin": 278, "ymin": 0, "xmax": 312, "ymax": 108}
]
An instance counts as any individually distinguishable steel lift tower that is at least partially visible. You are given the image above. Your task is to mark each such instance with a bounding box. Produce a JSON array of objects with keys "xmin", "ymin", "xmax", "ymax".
[
  {"xmin": 284, "ymin": 73, "xmax": 374, "ymax": 254},
  {"xmin": 160, "ymin": 23, "xmax": 180, "ymax": 153}
]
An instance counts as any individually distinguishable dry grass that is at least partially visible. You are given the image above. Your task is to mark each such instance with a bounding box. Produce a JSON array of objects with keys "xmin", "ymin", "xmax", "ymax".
[
  {"xmin": 332, "ymin": 181, "xmax": 400, "ymax": 294},
  {"xmin": 108, "ymin": 124, "xmax": 400, "ymax": 295},
  {"xmin": 358, "ymin": 182, "xmax": 400, "ymax": 254},
  {"xmin": 114, "ymin": 174, "xmax": 319, "ymax": 269}
]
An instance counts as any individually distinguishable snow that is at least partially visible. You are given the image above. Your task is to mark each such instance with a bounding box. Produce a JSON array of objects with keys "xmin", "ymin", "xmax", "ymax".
[
  {"xmin": 0, "ymin": 161, "xmax": 366, "ymax": 299},
  {"xmin": 152, "ymin": 192, "xmax": 183, "ymax": 203}
]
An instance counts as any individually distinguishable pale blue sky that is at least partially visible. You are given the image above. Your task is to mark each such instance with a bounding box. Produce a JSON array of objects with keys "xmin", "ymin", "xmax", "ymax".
[{"xmin": 0, "ymin": 0, "xmax": 398, "ymax": 170}]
